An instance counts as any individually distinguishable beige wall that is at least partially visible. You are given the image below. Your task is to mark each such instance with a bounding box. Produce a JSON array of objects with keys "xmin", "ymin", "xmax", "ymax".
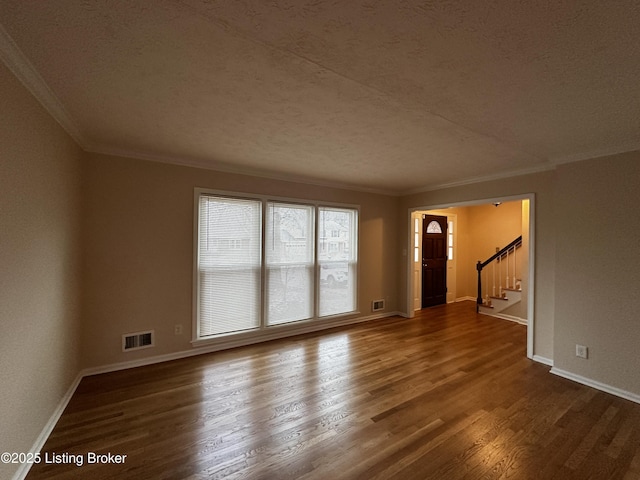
[
  {"xmin": 422, "ymin": 202, "xmax": 524, "ymax": 314},
  {"xmin": 448, "ymin": 202, "xmax": 522, "ymax": 297},
  {"xmin": 400, "ymin": 155, "xmax": 640, "ymax": 397},
  {"xmin": 399, "ymin": 170, "xmax": 557, "ymax": 361},
  {"xmin": 4, "ymin": 51, "xmax": 640, "ymax": 474},
  {"xmin": 81, "ymin": 153, "xmax": 400, "ymax": 369},
  {"xmin": 0, "ymin": 63, "xmax": 83, "ymax": 479},
  {"xmin": 553, "ymin": 153, "xmax": 640, "ymax": 394},
  {"xmin": 466, "ymin": 201, "xmax": 522, "ymax": 273},
  {"xmin": 466, "ymin": 201, "xmax": 524, "ymax": 317}
]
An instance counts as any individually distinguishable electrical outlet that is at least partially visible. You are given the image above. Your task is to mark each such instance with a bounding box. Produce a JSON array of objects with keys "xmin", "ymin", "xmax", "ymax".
[
  {"xmin": 576, "ymin": 344, "xmax": 588, "ymax": 359},
  {"xmin": 174, "ymin": 324, "xmax": 183, "ymax": 335}
]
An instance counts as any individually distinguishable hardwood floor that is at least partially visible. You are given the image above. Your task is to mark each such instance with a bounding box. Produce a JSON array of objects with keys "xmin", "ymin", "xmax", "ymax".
[{"xmin": 26, "ymin": 302, "xmax": 640, "ymax": 479}]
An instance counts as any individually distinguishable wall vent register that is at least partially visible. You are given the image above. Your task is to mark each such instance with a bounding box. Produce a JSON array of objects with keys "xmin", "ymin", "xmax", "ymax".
[
  {"xmin": 122, "ymin": 330, "xmax": 154, "ymax": 352},
  {"xmin": 372, "ymin": 299, "xmax": 385, "ymax": 311}
]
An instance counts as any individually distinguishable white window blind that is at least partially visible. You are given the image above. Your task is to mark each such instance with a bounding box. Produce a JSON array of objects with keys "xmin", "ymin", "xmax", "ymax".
[
  {"xmin": 318, "ymin": 207, "xmax": 357, "ymax": 317},
  {"xmin": 197, "ymin": 195, "xmax": 262, "ymax": 337},
  {"xmin": 266, "ymin": 203, "xmax": 314, "ymax": 325},
  {"xmin": 195, "ymin": 190, "xmax": 359, "ymax": 340}
]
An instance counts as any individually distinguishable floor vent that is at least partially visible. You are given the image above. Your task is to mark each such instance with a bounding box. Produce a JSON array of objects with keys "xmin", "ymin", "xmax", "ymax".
[
  {"xmin": 372, "ymin": 299, "xmax": 385, "ymax": 312},
  {"xmin": 122, "ymin": 330, "xmax": 154, "ymax": 352}
]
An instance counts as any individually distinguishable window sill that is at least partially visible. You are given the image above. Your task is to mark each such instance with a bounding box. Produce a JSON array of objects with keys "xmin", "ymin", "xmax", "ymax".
[{"xmin": 191, "ymin": 311, "xmax": 364, "ymax": 351}]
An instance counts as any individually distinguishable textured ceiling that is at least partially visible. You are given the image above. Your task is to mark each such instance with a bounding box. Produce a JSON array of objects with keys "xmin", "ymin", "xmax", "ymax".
[{"xmin": 1, "ymin": 0, "xmax": 639, "ymax": 194}]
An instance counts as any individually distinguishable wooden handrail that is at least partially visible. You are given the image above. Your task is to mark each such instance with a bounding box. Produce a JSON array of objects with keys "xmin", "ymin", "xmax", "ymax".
[
  {"xmin": 476, "ymin": 236, "xmax": 522, "ymax": 310},
  {"xmin": 478, "ymin": 236, "xmax": 522, "ymax": 270}
]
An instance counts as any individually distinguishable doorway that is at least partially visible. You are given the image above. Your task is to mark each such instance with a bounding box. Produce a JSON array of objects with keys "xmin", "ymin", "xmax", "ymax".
[
  {"xmin": 406, "ymin": 194, "xmax": 535, "ymax": 360},
  {"xmin": 422, "ymin": 214, "xmax": 447, "ymax": 308}
]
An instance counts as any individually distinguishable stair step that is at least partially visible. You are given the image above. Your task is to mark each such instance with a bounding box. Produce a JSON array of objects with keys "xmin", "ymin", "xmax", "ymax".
[{"xmin": 490, "ymin": 295, "xmax": 510, "ymax": 301}]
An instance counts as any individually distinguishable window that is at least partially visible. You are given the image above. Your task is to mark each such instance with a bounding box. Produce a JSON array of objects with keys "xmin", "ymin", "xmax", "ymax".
[
  {"xmin": 426, "ymin": 220, "xmax": 442, "ymax": 234},
  {"xmin": 195, "ymin": 191, "xmax": 358, "ymax": 340},
  {"xmin": 197, "ymin": 195, "xmax": 262, "ymax": 337},
  {"xmin": 414, "ymin": 217, "xmax": 420, "ymax": 263},
  {"xmin": 318, "ymin": 207, "xmax": 357, "ymax": 317},
  {"xmin": 448, "ymin": 220, "xmax": 454, "ymax": 260},
  {"xmin": 266, "ymin": 203, "xmax": 314, "ymax": 325}
]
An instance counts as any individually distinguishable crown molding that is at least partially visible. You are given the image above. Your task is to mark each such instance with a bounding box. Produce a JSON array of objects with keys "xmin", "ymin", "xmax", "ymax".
[
  {"xmin": 0, "ymin": 24, "xmax": 87, "ymax": 148},
  {"xmin": 4, "ymin": 22, "xmax": 637, "ymax": 197},
  {"xmin": 86, "ymin": 144, "xmax": 401, "ymax": 197},
  {"xmin": 89, "ymin": 144, "xmax": 561, "ymax": 198},
  {"xmin": 404, "ymin": 161, "xmax": 556, "ymax": 195},
  {"xmin": 549, "ymin": 142, "xmax": 640, "ymax": 166},
  {"xmin": 408, "ymin": 140, "xmax": 640, "ymax": 195}
]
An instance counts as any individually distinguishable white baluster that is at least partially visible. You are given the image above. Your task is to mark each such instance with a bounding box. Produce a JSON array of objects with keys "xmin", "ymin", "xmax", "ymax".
[
  {"xmin": 513, "ymin": 246, "xmax": 517, "ymax": 289},
  {"xmin": 492, "ymin": 261, "xmax": 496, "ymax": 297},
  {"xmin": 506, "ymin": 250, "xmax": 510, "ymax": 291},
  {"xmin": 498, "ymin": 256, "xmax": 502, "ymax": 297},
  {"xmin": 484, "ymin": 268, "xmax": 487, "ymax": 303}
]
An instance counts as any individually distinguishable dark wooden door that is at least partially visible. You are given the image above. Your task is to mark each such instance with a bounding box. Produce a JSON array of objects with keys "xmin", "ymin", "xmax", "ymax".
[{"xmin": 422, "ymin": 214, "xmax": 447, "ymax": 308}]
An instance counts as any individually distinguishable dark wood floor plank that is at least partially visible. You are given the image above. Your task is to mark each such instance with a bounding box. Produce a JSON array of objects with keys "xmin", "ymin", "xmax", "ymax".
[{"xmin": 25, "ymin": 302, "xmax": 640, "ymax": 479}]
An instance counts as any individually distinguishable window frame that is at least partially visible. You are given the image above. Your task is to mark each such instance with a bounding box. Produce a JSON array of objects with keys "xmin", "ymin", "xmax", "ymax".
[
  {"xmin": 265, "ymin": 201, "xmax": 316, "ymax": 326},
  {"xmin": 193, "ymin": 188, "xmax": 360, "ymax": 346},
  {"xmin": 194, "ymin": 193, "xmax": 263, "ymax": 339}
]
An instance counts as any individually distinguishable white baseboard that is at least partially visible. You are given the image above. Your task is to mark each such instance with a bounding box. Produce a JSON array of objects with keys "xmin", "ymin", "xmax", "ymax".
[
  {"xmin": 83, "ymin": 347, "xmax": 211, "ymax": 376},
  {"xmin": 17, "ymin": 310, "xmax": 405, "ymax": 479},
  {"xmin": 85, "ymin": 311, "xmax": 404, "ymax": 377},
  {"xmin": 12, "ymin": 372, "xmax": 84, "ymax": 480},
  {"xmin": 550, "ymin": 367, "xmax": 640, "ymax": 405},
  {"xmin": 533, "ymin": 355, "xmax": 553, "ymax": 366},
  {"xmin": 478, "ymin": 310, "xmax": 528, "ymax": 326},
  {"xmin": 456, "ymin": 296, "xmax": 477, "ymax": 303},
  {"xmin": 492, "ymin": 313, "xmax": 528, "ymax": 325}
]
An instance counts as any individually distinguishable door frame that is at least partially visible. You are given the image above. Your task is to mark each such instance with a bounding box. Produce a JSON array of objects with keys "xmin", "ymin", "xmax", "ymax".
[
  {"xmin": 421, "ymin": 214, "xmax": 448, "ymax": 308},
  {"xmin": 413, "ymin": 211, "xmax": 458, "ymax": 309},
  {"xmin": 405, "ymin": 193, "xmax": 536, "ymax": 360}
]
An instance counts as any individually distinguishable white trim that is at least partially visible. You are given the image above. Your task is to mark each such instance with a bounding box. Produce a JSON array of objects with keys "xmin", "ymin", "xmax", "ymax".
[
  {"xmin": 16, "ymin": 310, "xmax": 402, "ymax": 478},
  {"xmin": 193, "ymin": 187, "xmax": 362, "ymax": 211},
  {"xmin": 192, "ymin": 188, "xmax": 361, "ymax": 343},
  {"xmin": 480, "ymin": 312, "xmax": 528, "ymax": 325},
  {"xmin": 83, "ymin": 346, "xmax": 215, "ymax": 377},
  {"xmin": 405, "ymin": 150, "xmax": 640, "ymax": 195},
  {"xmin": 550, "ymin": 367, "xmax": 640, "ymax": 405},
  {"xmin": 456, "ymin": 296, "xmax": 477, "ymax": 303},
  {"xmin": 533, "ymin": 355, "xmax": 554, "ymax": 366},
  {"xmin": 192, "ymin": 190, "xmax": 200, "ymax": 342},
  {"xmin": 3, "ymin": 20, "xmax": 637, "ymax": 199},
  {"xmin": 85, "ymin": 311, "xmax": 403, "ymax": 376},
  {"xmin": 11, "ymin": 372, "xmax": 84, "ymax": 480},
  {"xmin": 90, "ymin": 145, "xmax": 400, "ymax": 196},
  {"xmin": 80, "ymin": 143, "xmax": 640, "ymax": 198},
  {"xmin": 405, "ymin": 193, "xmax": 536, "ymax": 361},
  {"xmin": 417, "ymin": 210, "xmax": 458, "ymax": 304},
  {"xmin": 190, "ymin": 310, "xmax": 385, "ymax": 349},
  {"xmin": 0, "ymin": 25, "xmax": 87, "ymax": 148},
  {"xmin": 550, "ymin": 143, "xmax": 640, "ymax": 166},
  {"xmin": 405, "ymin": 163, "xmax": 555, "ymax": 195},
  {"xmin": 526, "ymin": 195, "xmax": 535, "ymax": 359}
]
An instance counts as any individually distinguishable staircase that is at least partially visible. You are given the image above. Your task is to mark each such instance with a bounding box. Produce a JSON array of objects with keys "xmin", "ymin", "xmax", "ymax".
[
  {"xmin": 476, "ymin": 236, "xmax": 525, "ymax": 323},
  {"xmin": 478, "ymin": 287, "xmax": 521, "ymax": 316}
]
